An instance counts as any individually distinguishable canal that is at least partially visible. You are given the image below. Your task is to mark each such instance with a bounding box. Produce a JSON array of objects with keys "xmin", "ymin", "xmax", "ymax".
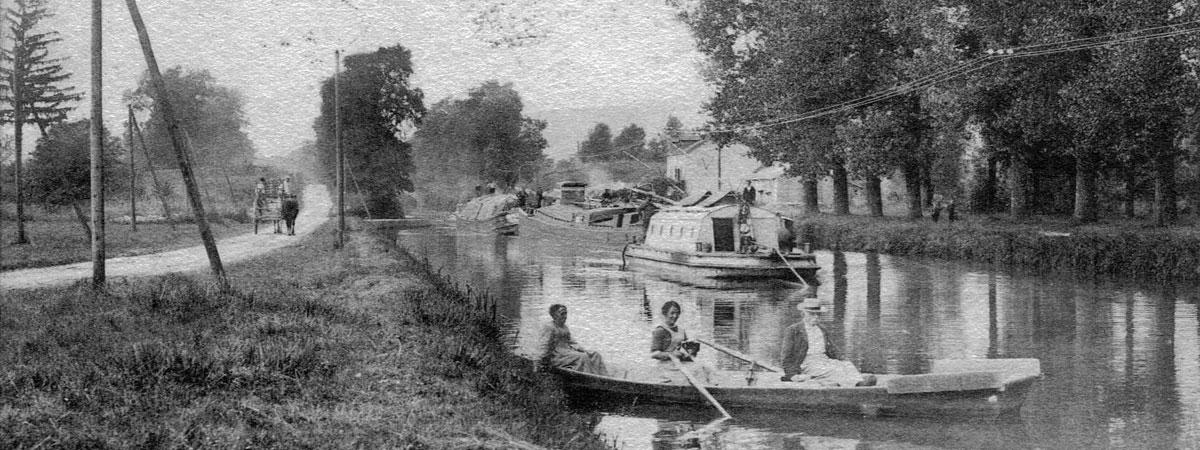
[{"xmin": 396, "ymin": 225, "xmax": 1200, "ymax": 449}]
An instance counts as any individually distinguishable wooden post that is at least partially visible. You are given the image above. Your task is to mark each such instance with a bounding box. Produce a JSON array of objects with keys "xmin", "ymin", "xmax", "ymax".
[
  {"xmin": 335, "ymin": 49, "xmax": 344, "ymax": 249},
  {"xmin": 124, "ymin": 0, "xmax": 226, "ymax": 286},
  {"xmin": 126, "ymin": 107, "xmax": 137, "ymax": 232},
  {"xmin": 130, "ymin": 108, "xmax": 175, "ymax": 230},
  {"xmin": 12, "ymin": 0, "xmax": 27, "ymax": 244},
  {"xmin": 90, "ymin": 0, "xmax": 105, "ymax": 288}
]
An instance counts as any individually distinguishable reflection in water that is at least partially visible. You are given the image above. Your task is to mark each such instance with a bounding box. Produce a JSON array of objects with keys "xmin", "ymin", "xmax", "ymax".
[{"xmin": 396, "ymin": 227, "xmax": 1200, "ymax": 449}]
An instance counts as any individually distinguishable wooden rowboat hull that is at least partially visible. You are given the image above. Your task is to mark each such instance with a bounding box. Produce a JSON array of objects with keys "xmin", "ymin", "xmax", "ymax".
[{"xmin": 553, "ymin": 359, "xmax": 1041, "ymax": 420}]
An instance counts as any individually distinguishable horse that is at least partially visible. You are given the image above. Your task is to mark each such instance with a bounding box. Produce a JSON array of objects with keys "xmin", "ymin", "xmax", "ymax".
[{"xmin": 281, "ymin": 197, "xmax": 300, "ymax": 236}]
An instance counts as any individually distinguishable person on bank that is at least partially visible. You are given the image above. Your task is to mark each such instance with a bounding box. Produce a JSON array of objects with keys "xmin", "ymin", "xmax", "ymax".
[
  {"xmin": 780, "ymin": 298, "xmax": 876, "ymax": 387},
  {"xmin": 539, "ymin": 304, "xmax": 608, "ymax": 376},
  {"xmin": 650, "ymin": 301, "xmax": 715, "ymax": 384},
  {"xmin": 741, "ymin": 180, "xmax": 757, "ymax": 206}
]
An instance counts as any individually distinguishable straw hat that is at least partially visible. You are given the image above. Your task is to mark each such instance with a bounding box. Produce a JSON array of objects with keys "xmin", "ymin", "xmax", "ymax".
[{"xmin": 798, "ymin": 297, "xmax": 822, "ymax": 312}]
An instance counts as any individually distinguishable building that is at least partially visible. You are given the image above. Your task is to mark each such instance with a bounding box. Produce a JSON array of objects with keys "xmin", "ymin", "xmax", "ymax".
[{"xmin": 666, "ymin": 137, "xmax": 907, "ymax": 210}]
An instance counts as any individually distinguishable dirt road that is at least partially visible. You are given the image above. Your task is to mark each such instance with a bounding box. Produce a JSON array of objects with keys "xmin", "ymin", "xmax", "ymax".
[{"xmin": 1, "ymin": 185, "xmax": 332, "ymax": 292}]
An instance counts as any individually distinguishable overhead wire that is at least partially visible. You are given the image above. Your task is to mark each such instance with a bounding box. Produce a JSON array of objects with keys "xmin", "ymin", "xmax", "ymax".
[{"xmin": 701, "ymin": 20, "xmax": 1200, "ymax": 135}]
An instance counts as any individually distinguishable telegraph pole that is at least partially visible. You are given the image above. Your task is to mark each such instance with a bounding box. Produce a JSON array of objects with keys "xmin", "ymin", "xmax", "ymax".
[
  {"xmin": 125, "ymin": 0, "xmax": 226, "ymax": 286},
  {"xmin": 335, "ymin": 50, "xmax": 344, "ymax": 249},
  {"xmin": 126, "ymin": 107, "xmax": 137, "ymax": 232},
  {"xmin": 130, "ymin": 108, "xmax": 175, "ymax": 230},
  {"xmin": 90, "ymin": 0, "xmax": 105, "ymax": 288}
]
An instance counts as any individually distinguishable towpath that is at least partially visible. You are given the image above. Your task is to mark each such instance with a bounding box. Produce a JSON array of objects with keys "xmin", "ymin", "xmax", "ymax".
[{"xmin": 1, "ymin": 185, "xmax": 331, "ymax": 292}]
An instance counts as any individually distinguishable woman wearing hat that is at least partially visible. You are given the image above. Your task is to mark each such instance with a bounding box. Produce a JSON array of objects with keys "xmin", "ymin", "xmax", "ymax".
[{"xmin": 779, "ymin": 297, "xmax": 875, "ymax": 387}]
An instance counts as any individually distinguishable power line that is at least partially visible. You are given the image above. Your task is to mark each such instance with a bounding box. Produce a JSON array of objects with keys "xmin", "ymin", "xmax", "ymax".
[{"xmin": 703, "ymin": 22, "xmax": 1200, "ymax": 135}]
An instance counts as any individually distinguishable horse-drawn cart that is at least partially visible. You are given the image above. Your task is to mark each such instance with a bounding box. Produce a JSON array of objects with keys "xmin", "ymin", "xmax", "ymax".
[{"xmin": 253, "ymin": 179, "xmax": 297, "ymax": 234}]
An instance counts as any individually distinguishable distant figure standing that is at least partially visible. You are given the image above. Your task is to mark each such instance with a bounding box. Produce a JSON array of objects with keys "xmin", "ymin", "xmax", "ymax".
[
  {"xmin": 741, "ymin": 180, "xmax": 757, "ymax": 205},
  {"xmin": 946, "ymin": 199, "xmax": 957, "ymax": 222},
  {"xmin": 281, "ymin": 196, "xmax": 300, "ymax": 236},
  {"xmin": 931, "ymin": 201, "xmax": 943, "ymax": 222},
  {"xmin": 280, "ymin": 176, "xmax": 292, "ymax": 195},
  {"xmin": 254, "ymin": 177, "xmax": 267, "ymax": 208}
]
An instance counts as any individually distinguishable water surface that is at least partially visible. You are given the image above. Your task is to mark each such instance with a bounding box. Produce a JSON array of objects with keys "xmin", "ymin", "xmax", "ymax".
[{"xmin": 397, "ymin": 225, "xmax": 1200, "ymax": 449}]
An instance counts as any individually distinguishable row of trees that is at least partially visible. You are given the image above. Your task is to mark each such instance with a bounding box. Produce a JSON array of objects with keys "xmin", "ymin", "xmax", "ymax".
[
  {"xmin": 0, "ymin": 0, "xmax": 257, "ymax": 243},
  {"xmin": 576, "ymin": 116, "xmax": 686, "ymax": 183},
  {"xmin": 673, "ymin": 0, "xmax": 1199, "ymax": 224}
]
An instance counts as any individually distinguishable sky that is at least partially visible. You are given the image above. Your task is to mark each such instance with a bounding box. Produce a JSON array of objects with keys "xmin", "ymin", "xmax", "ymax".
[{"xmin": 41, "ymin": 0, "xmax": 712, "ymax": 161}]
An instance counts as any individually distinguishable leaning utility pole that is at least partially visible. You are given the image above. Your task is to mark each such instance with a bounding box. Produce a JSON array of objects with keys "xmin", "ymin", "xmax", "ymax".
[
  {"xmin": 335, "ymin": 49, "xmax": 344, "ymax": 249},
  {"xmin": 130, "ymin": 107, "xmax": 175, "ymax": 230},
  {"xmin": 124, "ymin": 0, "xmax": 225, "ymax": 286},
  {"xmin": 126, "ymin": 107, "xmax": 137, "ymax": 232},
  {"xmin": 90, "ymin": 0, "xmax": 105, "ymax": 288}
]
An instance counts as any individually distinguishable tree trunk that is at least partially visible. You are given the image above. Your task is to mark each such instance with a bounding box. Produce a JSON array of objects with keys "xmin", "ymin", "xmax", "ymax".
[
  {"xmin": 14, "ymin": 98, "xmax": 28, "ymax": 244},
  {"xmin": 802, "ymin": 178, "xmax": 819, "ymax": 214},
  {"xmin": 832, "ymin": 163, "xmax": 850, "ymax": 215},
  {"xmin": 1073, "ymin": 151, "xmax": 1097, "ymax": 223},
  {"xmin": 983, "ymin": 157, "xmax": 998, "ymax": 213},
  {"xmin": 921, "ymin": 161, "xmax": 934, "ymax": 208},
  {"xmin": 1153, "ymin": 148, "xmax": 1177, "ymax": 227},
  {"xmin": 1123, "ymin": 168, "xmax": 1136, "ymax": 218},
  {"xmin": 1009, "ymin": 151, "xmax": 1032, "ymax": 218},
  {"xmin": 72, "ymin": 199, "xmax": 93, "ymax": 240},
  {"xmin": 865, "ymin": 175, "xmax": 883, "ymax": 217},
  {"xmin": 902, "ymin": 162, "xmax": 922, "ymax": 219}
]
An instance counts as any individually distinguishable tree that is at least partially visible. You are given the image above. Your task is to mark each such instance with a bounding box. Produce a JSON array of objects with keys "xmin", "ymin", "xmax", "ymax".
[
  {"xmin": 410, "ymin": 81, "xmax": 547, "ymax": 208},
  {"xmin": 0, "ymin": 0, "xmax": 82, "ymax": 244},
  {"xmin": 612, "ymin": 124, "xmax": 646, "ymax": 159},
  {"xmin": 578, "ymin": 123, "xmax": 613, "ymax": 163},
  {"xmin": 127, "ymin": 67, "xmax": 254, "ymax": 169},
  {"xmin": 25, "ymin": 119, "xmax": 125, "ymax": 239},
  {"xmin": 1061, "ymin": 0, "xmax": 1198, "ymax": 225},
  {"xmin": 314, "ymin": 45, "xmax": 425, "ymax": 218}
]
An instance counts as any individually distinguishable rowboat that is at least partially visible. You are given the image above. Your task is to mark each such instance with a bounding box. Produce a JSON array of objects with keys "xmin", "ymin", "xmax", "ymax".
[
  {"xmin": 552, "ymin": 358, "xmax": 1042, "ymax": 420},
  {"xmin": 621, "ymin": 201, "xmax": 819, "ymax": 281}
]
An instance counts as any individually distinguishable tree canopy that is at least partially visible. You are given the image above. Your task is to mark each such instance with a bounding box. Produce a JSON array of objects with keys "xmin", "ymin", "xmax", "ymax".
[
  {"xmin": 127, "ymin": 67, "xmax": 254, "ymax": 168},
  {"xmin": 410, "ymin": 80, "xmax": 547, "ymax": 208},
  {"xmin": 314, "ymin": 45, "xmax": 426, "ymax": 218}
]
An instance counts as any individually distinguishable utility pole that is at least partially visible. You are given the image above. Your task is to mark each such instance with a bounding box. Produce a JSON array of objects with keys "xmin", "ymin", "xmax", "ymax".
[
  {"xmin": 12, "ymin": 0, "xmax": 27, "ymax": 244},
  {"xmin": 90, "ymin": 0, "xmax": 105, "ymax": 288},
  {"xmin": 335, "ymin": 49, "xmax": 344, "ymax": 249},
  {"xmin": 130, "ymin": 108, "xmax": 175, "ymax": 230},
  {"xmin": 125, "ymin": 0, "xmax": 226, "ymax": 286},
  {"xmin": 126, "ymin": 107, "xmax": 137, "ymax": 232}
]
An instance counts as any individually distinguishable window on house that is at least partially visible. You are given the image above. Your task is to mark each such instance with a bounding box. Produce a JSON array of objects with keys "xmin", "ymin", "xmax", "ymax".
[{"xmin": 674, "ymin": 168, "xmax": 682, "ymax": 181}]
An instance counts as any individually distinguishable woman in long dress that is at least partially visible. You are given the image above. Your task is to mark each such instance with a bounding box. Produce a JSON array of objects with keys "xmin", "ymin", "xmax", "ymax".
[
  {"xmin": 539, "ymin": 304, "xmax": 607, "ymax": 376},
  {"xmin": 780, "ymin": 298, "xmax": 874, "ymax": 387},
  {"xmin": 649, "ymin": 300, "xmax": 715, "ymax": 384}
]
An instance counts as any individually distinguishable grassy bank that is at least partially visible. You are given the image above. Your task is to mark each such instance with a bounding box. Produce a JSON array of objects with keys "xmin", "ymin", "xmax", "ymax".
[
  {"xmin": 794, "ymin": 214, "xmax": 1200, "ymax": 281},
  {"xmin": 0, "ymin": 224, "xmax": 609, "ymax": 449}
]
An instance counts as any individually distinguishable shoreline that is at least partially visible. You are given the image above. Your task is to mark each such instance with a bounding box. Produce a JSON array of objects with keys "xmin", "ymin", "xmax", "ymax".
[{"xmin": 0, "ymin": 222, "xmax": 611, "ymax": 449}]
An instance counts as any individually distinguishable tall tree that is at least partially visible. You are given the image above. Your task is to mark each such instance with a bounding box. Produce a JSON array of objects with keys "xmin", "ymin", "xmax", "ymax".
[
  {"xmin": 578, "ymin": 123, "xmax": 613, "ymax": 163},
  {"xmin": 612, "ymin": 123, "xmax": 646, "ymax": 159},
  {"xmin": 1061, "ymin": 0, "xmax": 1198, "ymax": 225},
  {"xmin": 1, "ymin": 0, "xmax": 82, "ymax": 244},
  {"xmin": 410, "ymin": 81, "xmax": 547, "ymax": 208},
  {"xmin": 127, "ymin": 67, "xmax": 254, "ymax": 168},
  {"xmin": 25, "ymin": 119, "xmax": 125, "ymax": 239},
  {"xmin": 314, "ymin": 45, "xmax": 425, "ymax": 218}
]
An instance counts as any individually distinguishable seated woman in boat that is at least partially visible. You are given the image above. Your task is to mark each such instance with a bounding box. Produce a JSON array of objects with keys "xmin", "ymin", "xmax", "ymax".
[
  {"xmin": 780, "ymin": 298, "xmax": 876, "ymax": 387},
  {"xmin": 539, "ymin": 304, "xmax": 608, "ymax": 376},
  {"xmin": 650, "ymin": 300, "xmax": 715, "ymax": 384}
]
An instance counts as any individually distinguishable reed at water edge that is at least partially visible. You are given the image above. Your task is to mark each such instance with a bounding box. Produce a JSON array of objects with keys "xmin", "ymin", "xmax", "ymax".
[{"xmin": 794, "ymin": 214, "xmax": 1200, "ymax": 280}]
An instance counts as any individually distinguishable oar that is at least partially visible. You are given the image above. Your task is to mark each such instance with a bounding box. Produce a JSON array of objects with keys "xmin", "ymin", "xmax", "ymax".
[
  {"xmin": 696, "ymin": 338, "xmax": 783, "ymax": 373},
  {"xmin": 669, "ymin": 353, "xmax": 732, "ymax": 420},
  {"xmin": 774, "ymin": 247, "xmax": 810, "ymax": 287}
]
